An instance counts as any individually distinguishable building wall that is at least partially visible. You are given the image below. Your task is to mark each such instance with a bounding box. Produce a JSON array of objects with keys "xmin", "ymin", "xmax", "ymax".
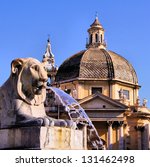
[
  {"xmin": 93, "ymin": 121, "xmax": 108, "ymax": 148},
  {"xmin": 125, "ymin": 116, "xmax": 150, "ymax": 150},
  {"xmin": 59, "ymin": 80, "xmax": 139, "ymax": 106},
  {"xmin": 92, "ymin": 118, "xmax": 150, "ymax": 150},
  {"xmin": 59, "ymin": 80, "xmax": 110, "ymax": 99},
  {"xmin": 111, "ymin": 82, "xmax": 138, "ymax": 105},
  {"xmin": 112, "ymin": 127, "xmax": 118, "ymax": 150},
  {"xmin": 57, "ymin": 80, "xmax": 149, "ymax": 150},
  {"xmin": 77, "ymin": 80, "xmax": 110, "ymax": 99}
]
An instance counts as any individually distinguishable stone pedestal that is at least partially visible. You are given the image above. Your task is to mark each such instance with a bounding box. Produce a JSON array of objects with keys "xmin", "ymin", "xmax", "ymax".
[{"xmin": 0, "ymin": 126, "xmax": 87, "ymax": 150}]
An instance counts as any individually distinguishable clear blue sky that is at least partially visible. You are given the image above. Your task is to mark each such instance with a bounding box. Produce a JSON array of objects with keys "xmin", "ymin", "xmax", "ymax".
[{"xmin": 0, "ymin": 0, "xmax": 150, "ymax": 107}]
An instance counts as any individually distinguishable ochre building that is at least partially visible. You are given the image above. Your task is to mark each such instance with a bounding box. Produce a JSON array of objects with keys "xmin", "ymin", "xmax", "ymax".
[{"xmin": 45, "ymin": 16, "xmax": 150, "ymax": 150}]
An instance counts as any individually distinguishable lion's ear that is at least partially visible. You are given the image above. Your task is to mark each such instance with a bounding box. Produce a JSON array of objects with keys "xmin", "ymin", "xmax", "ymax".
[{"xmin": 11, "ymin": 58, "xmax": 24, "ymax": 74}]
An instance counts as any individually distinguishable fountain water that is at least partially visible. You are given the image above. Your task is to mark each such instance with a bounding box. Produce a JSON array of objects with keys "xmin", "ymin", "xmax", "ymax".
[{"xmin": 45, "ymin": 87, "xmax": 104, "ymax": 150}]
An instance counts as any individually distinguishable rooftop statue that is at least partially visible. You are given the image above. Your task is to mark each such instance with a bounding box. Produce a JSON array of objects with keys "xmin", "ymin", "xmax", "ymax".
[{"xmin": 0, "ymin": 58, "xmax": 74, "ymax": 128}]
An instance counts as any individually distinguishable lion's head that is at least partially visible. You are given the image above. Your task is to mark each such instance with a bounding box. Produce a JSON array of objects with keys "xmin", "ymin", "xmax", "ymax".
[{"xmin": 11, "ymin": 58, "xmax": 48, "ymax": 105}]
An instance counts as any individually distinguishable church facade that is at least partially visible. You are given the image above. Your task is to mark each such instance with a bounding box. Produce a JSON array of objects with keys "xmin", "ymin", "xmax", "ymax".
[{"xmin": 43, "ymin": 16, "xmax": 150, "ymax": 150}]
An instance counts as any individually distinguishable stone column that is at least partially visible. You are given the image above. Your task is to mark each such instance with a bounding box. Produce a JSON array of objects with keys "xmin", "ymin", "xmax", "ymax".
[
  {"xmin": 146, "ymin": 124, "xmax": 150, "ymax": 149},
  {"xmin": 117, "ymin": 126, "xmax": 120, "ymax": 145},
  {"xmin": 107, "ymin": 121, "xmax": 113, "ymax": 150},
  {"xmin": 135, "ymin": 125, "xmax": 144, "ymax": 150},
  {"xmin": 83, "ymin": 125, "xmax": 87, "ymax": 150},
  {"xmin": 118, "ymin": 121, "xmax": 124, "ymax": 150}
]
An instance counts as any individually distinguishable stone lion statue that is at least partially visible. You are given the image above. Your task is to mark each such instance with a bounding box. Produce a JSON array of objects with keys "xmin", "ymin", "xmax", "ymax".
[{"xmin": 0, "ymin": 58, "xmax": 73, "ymax": 129}]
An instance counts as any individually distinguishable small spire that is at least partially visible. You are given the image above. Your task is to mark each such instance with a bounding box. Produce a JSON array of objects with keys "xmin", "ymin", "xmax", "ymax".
[
  {"xmin": 90, "ymin": 13, "xmax": 102, "ymax": 27},
  {"xmin": 42, "ymin": 37, "xmax": 58, "ymax": 84},
  {"xmin": 43, "ymin": 36, "xmax": 54, "ymax": 58}
]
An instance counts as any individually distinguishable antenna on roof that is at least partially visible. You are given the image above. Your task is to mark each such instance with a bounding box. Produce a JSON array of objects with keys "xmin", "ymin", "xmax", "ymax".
[
  {"xmin": 47, "ymin": 34, "xmax": 50, "ymax": 42},
  {"xmin": 95, "ymin": 11, "xmax": 98, "ymax": 19}
]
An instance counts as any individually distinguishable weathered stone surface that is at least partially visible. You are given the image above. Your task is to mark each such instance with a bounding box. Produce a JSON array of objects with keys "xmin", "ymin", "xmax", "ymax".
[{"xmin": 0, "ymin": 126, "xmax": 86, "ymax": 150}]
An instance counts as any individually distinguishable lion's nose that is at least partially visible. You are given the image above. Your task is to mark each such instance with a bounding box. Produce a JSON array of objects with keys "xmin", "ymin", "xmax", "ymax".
[
  {"xmin": 40, "ymin": 75, "xmax": 48, "ymax": 82},
  {"xmin": 38, "ymin": 68, "xmax": 48, "ymax": 82},
  {"xmin": 43, "ymin": 77, "xmax": 48, "ymax": 82}
]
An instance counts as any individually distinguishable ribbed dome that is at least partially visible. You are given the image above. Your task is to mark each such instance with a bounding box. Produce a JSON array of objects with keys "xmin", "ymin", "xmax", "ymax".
[{"xmin": 56, "ymin": 48, "xmax": 138, "ymax": 85}]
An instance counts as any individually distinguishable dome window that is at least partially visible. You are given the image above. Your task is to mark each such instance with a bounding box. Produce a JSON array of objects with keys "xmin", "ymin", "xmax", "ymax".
[{"xmin": 92, "ymin": 87, "xmax": 102, "ymax": 94}]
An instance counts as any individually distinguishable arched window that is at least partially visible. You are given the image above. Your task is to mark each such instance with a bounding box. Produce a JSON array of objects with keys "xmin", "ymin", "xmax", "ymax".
[
  {"xmin": 95, "ymin": 34, "xmax": 99, "ymax": 42},
  {"xmin": 101, "ymin": 34, "xmax": 103, "ymax": 43},
  {"xmin": 89, "ymin": 34, "xmax": 92, "ymax": 44}
]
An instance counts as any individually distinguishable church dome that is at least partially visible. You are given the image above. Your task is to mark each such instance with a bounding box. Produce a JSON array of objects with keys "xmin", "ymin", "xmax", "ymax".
[
  {"xmin": 55, "ymin": 16, "xmax": 138, "ymax": 85},
  {"xmin": 55, "ymin": 48, "xmax": 138, "ymax": 85}
]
